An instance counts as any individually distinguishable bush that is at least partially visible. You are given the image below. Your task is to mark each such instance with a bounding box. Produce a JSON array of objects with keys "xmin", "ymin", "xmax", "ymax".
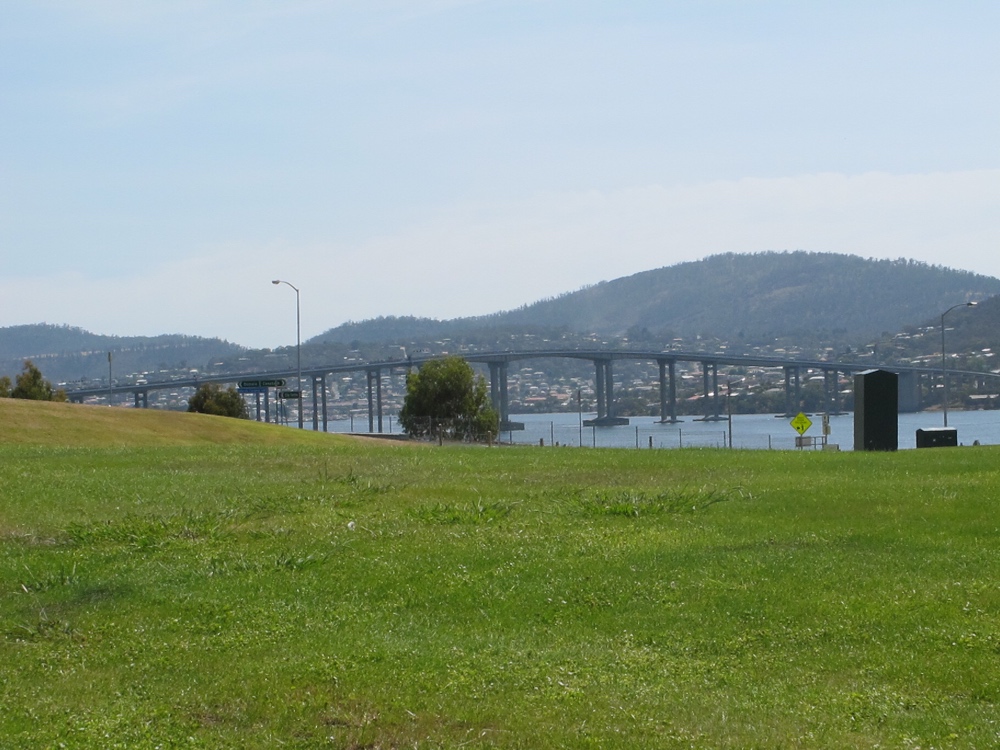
[
  {"xmin": 188, "ymin": 383, "xmax": 249, "ymax": 418},
  {"xmin": 9, "ymin": 360, "xmax": 66, "ymax": 401}
]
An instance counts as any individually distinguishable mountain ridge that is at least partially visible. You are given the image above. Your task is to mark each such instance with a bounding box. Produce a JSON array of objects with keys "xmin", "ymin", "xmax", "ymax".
[
  {"xmin": 313, "ymin": 251, "xmax": 1000, "ymax": 345},
  {"xmin": 5, "ymin": 251, "xmax": 1000, "ymax": 383}
]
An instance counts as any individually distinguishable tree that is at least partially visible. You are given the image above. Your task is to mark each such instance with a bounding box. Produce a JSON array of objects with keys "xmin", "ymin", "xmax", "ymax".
[
  {"xmin": 187, "ymin": 383, "xmax": 248, "ymax": 419},
  {"xmin": 399, "ymin": 356, "xmax": 498, "ymax": 440},
  {"xmin": 11, "ymin": 360, "xmax": 67, "ymax": 401},
  {"xmin": 0, "ymin": 376, "xmax": 10, "ymax": 398}
]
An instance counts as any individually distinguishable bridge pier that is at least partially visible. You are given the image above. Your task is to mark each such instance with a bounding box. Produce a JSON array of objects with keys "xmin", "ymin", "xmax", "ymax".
[
  {"xmin": 585, "ymin": 358, "xmax": 628, "ymax": 427},
  {"xmin": 713, "ymin": 363, "xmax": 721, "ymax": 419},
  {"xmin": 784, "ymin": 366, "xmax": 802, "ymax": 416},
  {"xmin": 133, "ymin": 390, "xmax": 148, "ymax": 408},
  {"xmin": 595, "ymin": 362, "xmax": 605, "ymax": 418},
  {"xmin": 823, "ymin": 369, "xmax": 844, "ymax": 415},
  {"xmin": 366, "ymin": 369, "xmax": 384, "ymax": 433},
  {"xmin": 488, "ymin": 361, "xmax": 524, "ymax": 432},
  {"xmin": 657, "ymin": 359, "xmax": 681, "ymax": 423},
  {"xmin": 311, "ymin": 374, "xmax": 327, "ymax": 432},
  {"xmin": 695, "ymin": 362, "xmax": 723, "ymax": 421},
  {"xmin": 898, "ymin": 370, "xmax": 921, "ymax": 413}
]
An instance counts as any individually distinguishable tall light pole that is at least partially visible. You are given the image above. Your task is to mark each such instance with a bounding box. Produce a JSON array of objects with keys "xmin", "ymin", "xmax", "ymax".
[
  {"xmin": 941, "ymin": 301, "xmax": 977, "ymax": 427},
  {"xmin": 272, "ymin": 279, "xmax": 303, "ymax": 429}
]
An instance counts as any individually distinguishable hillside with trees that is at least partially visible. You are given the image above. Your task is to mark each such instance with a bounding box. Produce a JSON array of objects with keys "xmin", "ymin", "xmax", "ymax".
[
  {"xmin": 5, "ymin": 253, "xmax": 1000, "ymax": 391},
  {"xmin": 0, "ymin": 324, "xmax": 246, "ymax": 385},
  {"xmin": 314, "ymin": 252, "xmax": 1000, "ymax": 347}
]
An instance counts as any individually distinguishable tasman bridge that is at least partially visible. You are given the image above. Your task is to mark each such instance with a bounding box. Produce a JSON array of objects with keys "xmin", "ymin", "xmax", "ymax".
[{"xmin": 65, "ymin": 348, "xmax": 996, "ymax": 434}]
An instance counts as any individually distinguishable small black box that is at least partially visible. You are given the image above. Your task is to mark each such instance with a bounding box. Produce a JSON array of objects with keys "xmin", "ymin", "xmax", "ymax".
[{"xmin": 916, "ymin": 427, "xmax": 958, "ymax": 448}]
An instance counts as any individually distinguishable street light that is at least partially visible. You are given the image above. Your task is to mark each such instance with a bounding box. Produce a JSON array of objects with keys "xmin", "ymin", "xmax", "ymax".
[
  {"xmin": 272, "ymin": 279, "xmax": 303, "ymax": 429},
  {"xmin": 941, "ymin": 301, "xmax": 977, "ymax": 427}
]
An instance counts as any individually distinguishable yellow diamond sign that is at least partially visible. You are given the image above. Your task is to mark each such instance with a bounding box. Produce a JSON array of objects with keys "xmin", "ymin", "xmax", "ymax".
[{"xmin": 790, "ymin": 412, "xmax": 813, "ymax": 435}]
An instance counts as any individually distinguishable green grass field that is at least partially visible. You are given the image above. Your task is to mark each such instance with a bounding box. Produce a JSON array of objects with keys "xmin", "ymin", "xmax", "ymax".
[{"xmin": 2, "ymin": 400, "xmax": 1000, "ymax": 748}]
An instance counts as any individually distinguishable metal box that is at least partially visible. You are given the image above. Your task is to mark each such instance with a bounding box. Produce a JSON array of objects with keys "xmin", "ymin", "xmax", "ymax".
[
  {"xmin": 854, "ymin": 369, "xmax": 898, "ymax": 452},
  {"xmin": 916, "ymin": 427, "xmax": 958, "ymax": 448}
]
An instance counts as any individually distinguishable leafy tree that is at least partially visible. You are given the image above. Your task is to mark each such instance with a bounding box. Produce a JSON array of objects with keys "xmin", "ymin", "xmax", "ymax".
[
  {"xmin": 11, "ymin": 360, "xmax": 66, "ymax": 401},
  {"xmin": 399, "ymin": 356, "xmax": 498, "ymax": 440},
  {"xmin": 187, "ymin": 383, "xmax": 248, "ymax": 419},
  {"xmin": 0, "ymin": 375, "xmax": 10, "ymax": 397}
]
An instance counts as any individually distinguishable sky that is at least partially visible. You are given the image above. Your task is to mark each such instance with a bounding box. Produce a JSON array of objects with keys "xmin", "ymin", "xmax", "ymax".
[{"xmin": 1, "ymin": 1, "xmax": 998, "ymax": 349}]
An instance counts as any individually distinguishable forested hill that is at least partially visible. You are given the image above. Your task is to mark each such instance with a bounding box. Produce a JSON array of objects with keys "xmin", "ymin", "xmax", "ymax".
[
  {"xmin": 314, "ymin": 252, "xmax": 1000, "ymax": 345},
  {"xmin": 0, "ymin": 324, "xmax": 245, "ymax": 384}
]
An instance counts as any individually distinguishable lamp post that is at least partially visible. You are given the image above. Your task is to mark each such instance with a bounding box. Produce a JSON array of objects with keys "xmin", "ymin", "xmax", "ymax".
[
  {"xmin": 941, "ymin": 301, "xmax": 977, "ymax": 427},
  {"xmin": 272, "ymin": 279, "xmax": 303, "ymax": 429}
]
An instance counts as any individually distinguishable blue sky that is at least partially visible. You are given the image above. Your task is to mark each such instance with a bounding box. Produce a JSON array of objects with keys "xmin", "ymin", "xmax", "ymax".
[{"xmin": 2, "ymin": 1, "xmax": 998, "ymax": 348}]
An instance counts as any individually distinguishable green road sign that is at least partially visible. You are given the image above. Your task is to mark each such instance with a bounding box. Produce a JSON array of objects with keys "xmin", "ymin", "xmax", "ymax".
[
  {"xmin": 280, "ymin": 390, "xmax": 302, "ymax": 399},
  {"xmin": 238, "ymin": 379, "xmax": 286, "ymax": 389}
]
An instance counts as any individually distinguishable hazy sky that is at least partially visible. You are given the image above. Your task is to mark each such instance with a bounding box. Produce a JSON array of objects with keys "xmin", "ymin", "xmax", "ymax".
[{"xmin": 2, "ymin": 1, "xmax": 998, "ymax": 348}]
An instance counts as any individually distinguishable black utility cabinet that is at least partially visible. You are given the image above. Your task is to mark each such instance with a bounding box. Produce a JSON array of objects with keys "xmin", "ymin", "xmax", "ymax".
[
  {"xmin": 916, "ymin": 427, "xmax": 958, "ymax": 448},
  {"xmin": 854, "ymin": 369, "xmax": 898, "ymax": 452}
]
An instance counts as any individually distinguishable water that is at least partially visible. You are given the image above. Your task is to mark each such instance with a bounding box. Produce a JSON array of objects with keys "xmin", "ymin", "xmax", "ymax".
[{"xmin": 318, "ymin": 410, "xmax": 1000, "ymax": 450}]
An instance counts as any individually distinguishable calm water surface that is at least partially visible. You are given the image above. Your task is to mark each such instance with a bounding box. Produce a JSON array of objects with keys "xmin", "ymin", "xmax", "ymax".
[{"xmin": 324, "ymin": 410, "xmax": 1000, "ymax": 451}]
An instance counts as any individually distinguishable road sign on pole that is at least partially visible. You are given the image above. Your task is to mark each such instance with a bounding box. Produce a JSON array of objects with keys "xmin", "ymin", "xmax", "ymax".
[
  {"xmin": 790, "ymin": 412, "xmax": 813, "ymax": 435},
  {"xmin": 280, "ymin": 390, "xmax": 302, "ymax": 399},
  {"xmin": 238, "ymin": 379, "xmax": 286, "ymax": 389}
]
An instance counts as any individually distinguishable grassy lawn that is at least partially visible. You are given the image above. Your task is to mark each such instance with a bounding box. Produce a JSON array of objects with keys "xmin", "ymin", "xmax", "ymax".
[{"xmin": 2, "ymin": 401, "xmax": 1000, "ymax": 748}]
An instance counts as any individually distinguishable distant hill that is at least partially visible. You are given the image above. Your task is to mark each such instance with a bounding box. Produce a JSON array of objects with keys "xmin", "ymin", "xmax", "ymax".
[
  {"xmin": 0, "ymin": 324, "xmax": 245, "ymax": 384},
  {"xmin": 313, "ymin": 252, "xmax": 1000, "ymax": 346},
  {"xmin": 869, "ymin": 292, "xmax": 1000, "ymax": 366},
  {"xmin": 8, "ymin": 253, "xmax": 1000, "ymax": 385}
]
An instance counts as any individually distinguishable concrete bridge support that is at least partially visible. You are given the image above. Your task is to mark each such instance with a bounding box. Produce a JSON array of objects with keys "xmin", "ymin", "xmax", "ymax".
[
  {"xmin": 133, "ymin": 390, "xmax": 148, "ymax": 408},
  {"xmin": 489, "ymin": 362, "xmax": 501, "ymax": 415},
  {"xmin": 488, "ymin": 361, "xmax": 523, "ymax": 432},
  {"xmin": 823, "ymin": 369, "xmax": 844, "ymax": 415},
  {"xmin": 366, "ymin": 369, "xmax": 384, "ymax": 433},
  {"xmin": 311, "ymin": 374, "xmax": 328, "ymax": 432},
  {"xmin": 595, "ymin": 361, "xmax": 606, "ymax": 419},
  {"xmin": 695, "ymin": 362, "xmax": 722, "ymax": 421},
  {"xmin": 657, "ymin": 359, "xmax": 680, "ymax": 423},
  {"xmin": 712, "ymin": 363, "xmax": 720, "ymax": 419},
  {"xmin": 897, "ymin": 370, "xmax": 921, "ymax": 413},
  {"xmin": 784, "ymin": 366, "xmax": 802, "ymax": 416},
  {"xmin": 703, "ymin": 365, "xmax": 709, "ymax": 418},
  {"xmin": 585, "ymin": 358, "xmax": 628, "ymax": 426}
]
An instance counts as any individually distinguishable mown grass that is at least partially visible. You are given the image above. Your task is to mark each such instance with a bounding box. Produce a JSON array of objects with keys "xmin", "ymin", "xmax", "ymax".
[{"xmin": 2, "ymin": 400, "xmax": 1000, "ymax": 747}]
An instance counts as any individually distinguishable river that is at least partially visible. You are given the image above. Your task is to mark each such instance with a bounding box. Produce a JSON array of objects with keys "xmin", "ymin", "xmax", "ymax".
[{"xmin": 321, "ymin": 409, "xmax": 1000, "ymax": 451}]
